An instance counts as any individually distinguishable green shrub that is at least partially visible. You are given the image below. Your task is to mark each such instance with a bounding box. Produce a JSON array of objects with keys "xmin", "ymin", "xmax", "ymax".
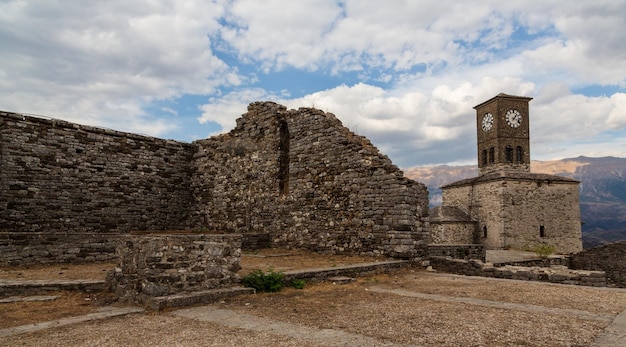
[
  {"xmin": 530, "ymin": 243, "xmax": 556, "ymax": 259},
  {"xmin": 242, "ymin": 269, "xmax": 284, "ymax": 292},
  {"xmin": 290, "ymin": 279, "xmax": 306, "ymax": 289}
]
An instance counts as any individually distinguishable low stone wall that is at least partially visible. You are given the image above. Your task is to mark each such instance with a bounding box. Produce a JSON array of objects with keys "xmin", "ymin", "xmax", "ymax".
[
  {"xmin": 106, "ymin": 233, "xmax": 242, "ymax": 305},
  {"xmin": 569, "ymin": 241, "xmax": 626, "ymax": 287},
  {"xmin": 0, "ymin": 232, "xmax": 123, "ymax": 266},
  {"xmin": 429, "ymin": 256, "xmax": 607, "ymax": 287},
  {"xmin": 427, "ymin": 244, "xmax": 485, "ymax": 261},
  {"xmin": 493, "ymin": 256, "xmax": 569, "ymax": 268}
]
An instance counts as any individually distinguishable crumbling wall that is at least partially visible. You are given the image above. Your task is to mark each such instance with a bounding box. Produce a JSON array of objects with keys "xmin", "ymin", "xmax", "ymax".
[
  {"xmin": 0, "ymin": 112, "xmax": 193, "ymax": 233},
  {"xmin": 570, "ymin": 241, "xmax": 626, "ymax": 287},
  {"xmin": 1, "ymin": 102, "xmax": 430, "ymax": 260},
  {"xmin": 190, "ymin": 102, "xmax": 430, "ymax": 258}
]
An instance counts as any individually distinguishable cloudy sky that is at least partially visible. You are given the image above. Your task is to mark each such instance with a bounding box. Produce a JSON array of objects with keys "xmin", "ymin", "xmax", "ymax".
[{"xmin": 1, "ymin": 1, "xmax": 625, "ymax": 168}]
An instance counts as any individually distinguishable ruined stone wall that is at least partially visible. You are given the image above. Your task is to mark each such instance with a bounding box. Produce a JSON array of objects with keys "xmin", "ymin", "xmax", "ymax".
[
  {"xmin": 190, "ymin": 102, "xmax": 286, "ymax": 234},
  {"xmin": 570, "ymin": 241, "xmax": 626, "ymax": 287},
  {"xmin": 0, "ymin": 112, "xmax": 193, "ymax": 233},
  {"xmin": 191, "ymin": 102, "xmax": 430, "ymax": 258},
  {"xmin": 1, "ymin": 103, "xmax": 430, "ymax": 259}
]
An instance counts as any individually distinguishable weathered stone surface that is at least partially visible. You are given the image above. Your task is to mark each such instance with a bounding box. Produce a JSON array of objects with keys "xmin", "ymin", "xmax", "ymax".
[
  {"xmin": 0, "ymin": 232, "xmax": 122, "ymax": 266},
  {"xmin": 429, "ymin": 256, "xmax": 607, "ymax": 287},
  {"xmin": 106, "ymin": 233, "xmax": 242, "ymax": 305},
  {"xmin": 570, "ymin": 241, "xmax": 626, "ymax": 287},
  {"xmin": 1, "ymin": 104, "xmax": 430, "ymax": 259},
  {"xmin": 427, "ymin": 244, "xmax": 485, "ymax": 261},
  {"xmin": 0, "ymin": 112, "xmax": 192, "ymax": 233}
]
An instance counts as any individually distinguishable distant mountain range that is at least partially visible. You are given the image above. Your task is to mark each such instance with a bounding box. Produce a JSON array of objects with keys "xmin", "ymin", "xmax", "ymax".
[{"xmin": 404, "ymin": 156, "xmax": 626, "ymax": 249}]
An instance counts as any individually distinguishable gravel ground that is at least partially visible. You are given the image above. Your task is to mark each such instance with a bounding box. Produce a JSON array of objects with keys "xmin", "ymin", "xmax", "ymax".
[{"xmin": 2, "ymin": 268, "xmax": 624, "ymax": 346}]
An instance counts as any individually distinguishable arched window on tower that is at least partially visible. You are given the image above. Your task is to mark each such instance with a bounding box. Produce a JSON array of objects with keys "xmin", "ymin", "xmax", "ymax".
[
  {"xmin": 483, "ymin": 226, "xmax": 488, "ymax": 238},
  {"xmin": 489, "ymin": 147, "xmax": 495, "ymax": 164},
  {"xmin": 539, "ymin": 225, "xmax": 546, "ymax": 238},
  {"xmin": 516, "ymin": 146, "xmax": 523, "ymax": 163},
  {"xmin": 482, "ymin": 150, "xmax": 488, "ymax": 166},
  {"xmin": 505, "ymin": 146, "xmax": 514, "ymax": 163}
]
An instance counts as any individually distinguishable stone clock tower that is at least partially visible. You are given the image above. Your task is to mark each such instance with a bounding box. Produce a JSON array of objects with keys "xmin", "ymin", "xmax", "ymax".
[
  {"xmin": 474, "ymin": 93, "xmax": 532, "ymax": 175},
  {"xmin": 429, "ymin": 93, "xmax": 583, "ymax": 254}
]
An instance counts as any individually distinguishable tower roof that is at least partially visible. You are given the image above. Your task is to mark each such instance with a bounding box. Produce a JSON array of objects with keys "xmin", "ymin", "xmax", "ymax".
[
  {"xmin": 441, "ymin": 170, "xmax": 579, "ymax": 189},
  {"xmin": 473, "ymin": 93, "xmax": 533, "ymax": 109}
]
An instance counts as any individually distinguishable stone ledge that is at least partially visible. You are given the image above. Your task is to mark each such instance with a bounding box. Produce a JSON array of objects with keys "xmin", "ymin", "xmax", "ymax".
[
  {"xmin": 430, "ymin": 256, "xmax": 607, "ymax": 287},
  {"xmin": 282, "ymin": 260, "xmax": 409, "ymax": 284},
  {"xmin": 146, "ymin": 286, "xmax": 255, "ymax": 311}
]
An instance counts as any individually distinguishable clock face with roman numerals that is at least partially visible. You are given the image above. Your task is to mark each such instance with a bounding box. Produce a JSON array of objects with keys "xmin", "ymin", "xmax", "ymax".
[{"xmin": 505, "ymin": 109, "xmax": 522, "ymax": 128}]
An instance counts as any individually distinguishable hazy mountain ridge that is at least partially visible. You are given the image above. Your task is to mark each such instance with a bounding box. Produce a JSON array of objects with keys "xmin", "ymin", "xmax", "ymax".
[{"xmin": 404, "ymin": 156, "xmax": 626, "ymax": 248}]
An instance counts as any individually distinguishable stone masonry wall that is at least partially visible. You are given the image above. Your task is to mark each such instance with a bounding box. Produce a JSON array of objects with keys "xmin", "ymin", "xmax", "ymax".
[
  {"xmin": 569, "ymin": 241, "xmax": 626, "ymax": 287},
  {"xmin": 427, "ymin": 244, "xmax": 485, "ymax": 261},
  {"xmin": 443, "ymin": 177, "xmax": 582, "ymax": 253},
  {"xmin": 190, "ymin": 102, "xmax": 430, "ymax": 258},
  {"xmin": 106, "ymin": 233, "xmax": 242, "ymax": 305},
  {"xmin": 1, "ymin": 103, "xmax": 430, "ymax": 260},
  {"xmin": 0, "ymin": 232, "xmax": 123, "ymax": 266},
  {"xmin": 501, "ymin": 179, "xmax": 582, "ymax": 254},
  {"xmin": 0, "ymin": 112, "xmax": 193, "ymax": 233}
]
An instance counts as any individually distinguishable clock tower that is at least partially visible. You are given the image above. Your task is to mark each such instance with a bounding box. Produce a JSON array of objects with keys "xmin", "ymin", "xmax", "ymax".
[
  {"xmin": 431, "ymin": 93, "xmax": 583, "ymax": 254},
  {"xmin": 474, "ymin": 93, "xmax": 532, "ymax": 175}
]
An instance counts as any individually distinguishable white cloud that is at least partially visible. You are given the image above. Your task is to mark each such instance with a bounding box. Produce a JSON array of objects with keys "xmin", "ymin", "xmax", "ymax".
[
  {"xmin": 0, "ymin": 0, "xmax": 238, "ymax": 136},
  {"xmin": 607, "ymin": 93, "xmax": 626, "ymax": 129},
  {"xmin": 1, "ymin": 0, "xmax": 625, "ymax": 166},
  {"xmin": 199, "ymin": 88, "xmax": 278, "ymax": 136}
]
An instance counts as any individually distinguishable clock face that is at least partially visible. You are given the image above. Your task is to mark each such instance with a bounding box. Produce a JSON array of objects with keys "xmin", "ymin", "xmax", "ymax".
[
  {"xmin": 481, "ymin": 113, "xmax": 494, "ymax": 132},
  {"xmin": 505, "ymin": 109, "xmax": 522, "ymax": 128}
]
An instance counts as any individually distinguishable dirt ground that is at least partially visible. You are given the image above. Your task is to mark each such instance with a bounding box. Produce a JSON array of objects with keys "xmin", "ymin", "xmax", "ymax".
[
  {"xmin": 2, "ymin": 249, "xmax": 625, "ymax": 346},
  {"xmin": 0, "ymin": 248, "xmax": 377, "ymax": 328}
]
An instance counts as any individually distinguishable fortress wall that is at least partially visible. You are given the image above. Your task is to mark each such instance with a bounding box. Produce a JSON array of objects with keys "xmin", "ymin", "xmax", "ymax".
[
  {"xmin": 190, "ymin": 102, "xmax": 287, "ymax": 234},
  {"xmin": 0, "ymin": 232, "xmax": 123, "ymax": 266},
  {"xmin": 283, "ymin": 106, "xmax": 430, "ymax": 257},
  {"xmin": 0, "ymin": 112, "xmax": 193, "ymax": 233},
  {"xmin": 191, "ymin": 102, "xmax": 430, "ymax": 258},
  {"xmin": 0, "ymin": 102, "xmax": 430, "ymax": 260}
]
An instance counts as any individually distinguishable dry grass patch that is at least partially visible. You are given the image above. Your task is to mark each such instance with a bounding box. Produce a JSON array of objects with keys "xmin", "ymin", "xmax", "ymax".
[
  {"xmin": 240, "ymin": 248, "xmax": 383, "ymax": 275},
  {"xmin": 0, "ymin": 262, "xmax": 116, "ymax": 281},
  {"xmin": 0, "ymin": 291, "xmax": 100, "ymax": 329},
  {"xmin": 218, "ymin": 273, "xmax": 608, "ymax": 347}
]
